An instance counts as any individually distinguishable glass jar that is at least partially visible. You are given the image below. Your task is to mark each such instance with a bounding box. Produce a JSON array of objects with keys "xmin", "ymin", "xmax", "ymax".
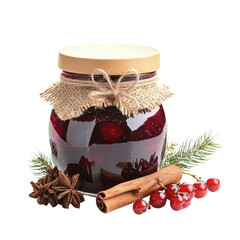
[{"xmin": 46, "ymin": 44, "xmax": 170, "ymax": 195}]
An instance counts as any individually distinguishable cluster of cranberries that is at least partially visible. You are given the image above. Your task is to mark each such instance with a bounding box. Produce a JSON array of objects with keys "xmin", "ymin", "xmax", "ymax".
[{"xmin": 133, "ymin": 177, "xmax": 220, "ymax": 214}]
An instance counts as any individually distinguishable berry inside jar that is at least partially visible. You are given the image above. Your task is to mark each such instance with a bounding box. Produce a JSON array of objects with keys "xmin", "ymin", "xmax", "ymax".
[{"xmin": 49, "ymin": 71, "xmax": 167, "ymax": 194}]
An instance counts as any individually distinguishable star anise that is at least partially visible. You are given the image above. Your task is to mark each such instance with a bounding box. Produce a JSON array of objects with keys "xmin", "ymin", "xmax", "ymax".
[
  {"xmin": 46, "ymin": 166, "xmax": 59, "ymax": 186},
  {"xmin": 29, "ymin": 174, "xmax": 57, "ymax": 207},
  {"xmin": 53, "ymin": 172, "xmax": 84, "ymax": 209}
]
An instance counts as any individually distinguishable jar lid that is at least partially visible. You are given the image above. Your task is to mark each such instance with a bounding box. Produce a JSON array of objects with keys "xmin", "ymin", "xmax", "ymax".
[{"xmin": 58, "ymin": 44, "xmax": 160, "ymax": 75}]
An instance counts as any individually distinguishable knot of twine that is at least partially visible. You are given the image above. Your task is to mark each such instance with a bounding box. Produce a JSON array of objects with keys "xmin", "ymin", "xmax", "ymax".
[{"xmin": 88, "ymin": 68, "xmax": 140, "ymax": 113}]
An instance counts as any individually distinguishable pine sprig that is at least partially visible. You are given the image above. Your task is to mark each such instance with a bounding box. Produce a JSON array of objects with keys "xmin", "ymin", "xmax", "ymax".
[
  {"xmin": 30, "ymin": 152, "xmax": 54, "ymax": 177},
  {"xmin": 161, "ymin": 131, "xmax": 221, "ymax": 171}
]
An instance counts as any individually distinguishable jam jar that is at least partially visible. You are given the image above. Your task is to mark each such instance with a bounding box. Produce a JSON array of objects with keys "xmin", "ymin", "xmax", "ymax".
[{"xmin": 48, "ymin": 44, "xmax": 169, "ymax": 194}]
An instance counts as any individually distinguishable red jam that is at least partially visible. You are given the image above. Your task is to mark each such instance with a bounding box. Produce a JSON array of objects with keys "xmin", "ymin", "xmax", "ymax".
[{"xmin": 49, "ymin": 71, "xmax": 167, "ymax": 194}]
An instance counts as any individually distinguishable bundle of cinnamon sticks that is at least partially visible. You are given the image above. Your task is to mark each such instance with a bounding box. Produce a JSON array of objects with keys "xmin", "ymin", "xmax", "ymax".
[{"xmin": 96, "ymin": 165, "xmax": 182, "ymax": 213}]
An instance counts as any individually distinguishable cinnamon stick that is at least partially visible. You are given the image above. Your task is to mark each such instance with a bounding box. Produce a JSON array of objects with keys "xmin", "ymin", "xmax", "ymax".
[{"xmin": 96, "ymin": 165, "xmax": 182, "ymax": 213}]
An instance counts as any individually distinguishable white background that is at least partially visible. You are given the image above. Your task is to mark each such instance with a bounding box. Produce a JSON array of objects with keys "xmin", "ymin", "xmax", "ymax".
[{"xmin": 1, "ymin": 0, "xmax": 239, "ymax": 239}]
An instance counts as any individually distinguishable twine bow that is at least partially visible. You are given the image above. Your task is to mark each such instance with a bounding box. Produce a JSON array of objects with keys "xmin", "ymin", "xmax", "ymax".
[{"xmin": 89, "ymin": 68, "xmax": 140, "ymax": 114}]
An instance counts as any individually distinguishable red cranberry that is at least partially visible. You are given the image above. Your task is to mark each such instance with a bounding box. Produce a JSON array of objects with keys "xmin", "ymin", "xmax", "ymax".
[
  {"xmin": 99, "ymin": 121, "xmax": 123, "ymax": 143},
  {"xmin": 180, "ymin": 192, "xmax": 191, "ymax": 208},
  {"xmin": 133, "ymin": 199, "xmax": 148, "ymax": 215},
  {"xmin": 170, "ymin": 195, "xmax": 184, "ymax": 211},
  {"xmin": 206, "ymin": 178, "xmax": 220, "ymax": 192},
  {"xmin": 180, "ymin": 182, "xmax": 196, "ymax": 199},
  {"xmin": 149, "ymin": 191, "xmax": 167, "ymax": 208},
  {"xmin": 165, "ymin": 184, "xmax": 180, "ymax": 200},
  {"xmin": 194, "ymin": 181, "xmax": 208, "ymax": 198}
]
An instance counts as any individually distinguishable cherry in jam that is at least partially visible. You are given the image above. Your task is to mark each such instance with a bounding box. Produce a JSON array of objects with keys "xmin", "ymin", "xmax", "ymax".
[{"xmin": 49, "ymin": 105, "xmax": 167, "ymax": 194}]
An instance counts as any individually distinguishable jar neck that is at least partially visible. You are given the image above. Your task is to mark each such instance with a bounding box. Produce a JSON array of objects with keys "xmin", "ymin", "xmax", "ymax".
[{"xmin": 62, "ymin": 71, "xmax": 156, "ymax": 82}]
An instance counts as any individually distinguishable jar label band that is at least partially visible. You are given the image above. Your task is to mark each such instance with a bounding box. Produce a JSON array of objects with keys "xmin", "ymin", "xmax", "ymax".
[{"xmin": 40, "ymin": 68, "xmax": 173, "ymax": 120}]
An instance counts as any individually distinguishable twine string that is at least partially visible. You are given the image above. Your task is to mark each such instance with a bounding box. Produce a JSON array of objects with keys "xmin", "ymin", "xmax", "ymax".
[{"xmin": 89, "ymin": 68, "xmax": 140, "ymax": 113}]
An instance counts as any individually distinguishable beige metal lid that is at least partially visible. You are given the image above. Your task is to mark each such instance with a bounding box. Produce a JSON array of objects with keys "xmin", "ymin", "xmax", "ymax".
[{"xmin": 58, "ymin": 44, "xmax": 160, "ymax": 75}]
